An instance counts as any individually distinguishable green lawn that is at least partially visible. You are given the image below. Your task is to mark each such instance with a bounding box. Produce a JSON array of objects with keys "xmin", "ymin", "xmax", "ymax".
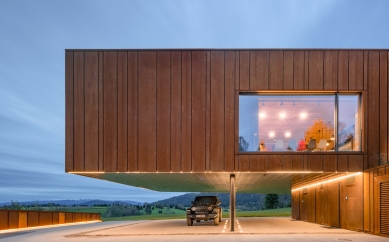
[{"xmin": 100, "ymin": 207, "xmax": 291, "ymax": 221}]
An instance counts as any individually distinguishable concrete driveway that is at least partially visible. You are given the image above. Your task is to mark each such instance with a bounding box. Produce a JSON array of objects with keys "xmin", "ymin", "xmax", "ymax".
[{"xmin": 1, "ymin": 217, "xmax": 388, "ymax": 242}]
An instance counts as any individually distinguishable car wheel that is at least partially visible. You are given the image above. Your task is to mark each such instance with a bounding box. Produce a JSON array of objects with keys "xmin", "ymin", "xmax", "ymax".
[
  {"xmin": 219, "ymin": 209, "xmax": 222, "ymax": 222},
  {"xmin": 214, "ymin": 215, "xmax": 219, "ymax": 226},
  {"xmin": 187, "ymin": 217, "xmax": 193, "ymax": 226}
]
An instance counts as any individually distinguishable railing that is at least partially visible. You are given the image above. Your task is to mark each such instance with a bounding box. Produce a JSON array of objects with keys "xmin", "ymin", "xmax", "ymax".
[{"xmin": 0, "ymin": 210, "xmax": 101, "ymax": 230}]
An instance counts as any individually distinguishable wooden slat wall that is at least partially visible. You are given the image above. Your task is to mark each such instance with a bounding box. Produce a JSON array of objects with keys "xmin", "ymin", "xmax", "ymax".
[
  {"xmin": 363, "ymin": 164, "xmax": 389, "ymax": 235},
  {"xmin": 65, "ymin": 49, "xmax": 388, "ymax": 172}
]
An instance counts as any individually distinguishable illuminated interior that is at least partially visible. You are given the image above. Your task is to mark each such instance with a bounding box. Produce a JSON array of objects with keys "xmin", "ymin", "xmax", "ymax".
[{"xmin": 239, "ymin": 93, "xmax": 361, "ymax": 152}]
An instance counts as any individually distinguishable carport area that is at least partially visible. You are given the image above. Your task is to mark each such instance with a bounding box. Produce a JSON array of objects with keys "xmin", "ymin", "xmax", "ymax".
[{"xmin": 2, "ymin": 217, "xmax": 387, "ymax": 242}]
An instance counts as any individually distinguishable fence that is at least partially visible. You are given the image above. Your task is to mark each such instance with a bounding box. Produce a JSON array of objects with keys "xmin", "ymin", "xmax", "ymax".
[{"xmin": 0, "ymin": 210, "xmax": 101, "ymax": 230}]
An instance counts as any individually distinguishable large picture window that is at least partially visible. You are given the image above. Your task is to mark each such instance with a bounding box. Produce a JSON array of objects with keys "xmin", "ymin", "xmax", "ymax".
[{"xmin": 239, "ymin": 93, "xmax": 361, "ymax": 152}]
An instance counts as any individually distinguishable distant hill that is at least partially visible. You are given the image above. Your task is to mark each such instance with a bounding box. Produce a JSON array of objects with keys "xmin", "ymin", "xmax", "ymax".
[
  {"xmin": 151, "ymin": 193, "xmax": 267, "ymax": 208},
  {"xmin": 0, "ymin": 199, "xmax": 142, "ymax": 207}
]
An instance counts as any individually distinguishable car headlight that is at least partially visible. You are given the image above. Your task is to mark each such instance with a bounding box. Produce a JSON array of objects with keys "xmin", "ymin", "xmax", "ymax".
[
  {"xmin": 208, "ymin": 206, "xmax": 213, "ymax": 211},
  {"xmin": 191, "ymin": 207, "xmax": 196, "ymax": 211}
]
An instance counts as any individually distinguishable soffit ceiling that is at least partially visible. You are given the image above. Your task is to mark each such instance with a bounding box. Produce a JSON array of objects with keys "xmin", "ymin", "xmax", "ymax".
[{"xmin": 74, "ymin": 172, "xmax": 350, "ymax": 194}]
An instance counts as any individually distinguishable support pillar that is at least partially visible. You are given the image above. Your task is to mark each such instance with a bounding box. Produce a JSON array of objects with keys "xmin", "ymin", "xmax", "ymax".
[{"xmin": 230, "ymin": 174, "xmax": 236, "ymax": 232}]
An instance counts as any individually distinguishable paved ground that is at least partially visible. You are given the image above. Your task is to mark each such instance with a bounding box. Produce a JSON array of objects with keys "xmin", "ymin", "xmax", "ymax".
[{"xmin": 0, "ymin": 217, "xmax": 388, "ymax": 242}]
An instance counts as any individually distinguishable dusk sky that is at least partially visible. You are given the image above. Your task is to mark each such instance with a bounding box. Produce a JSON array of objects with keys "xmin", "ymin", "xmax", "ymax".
[{"xmin": 1, "ymin": 0, "xmax": 389, "ymax": 203}]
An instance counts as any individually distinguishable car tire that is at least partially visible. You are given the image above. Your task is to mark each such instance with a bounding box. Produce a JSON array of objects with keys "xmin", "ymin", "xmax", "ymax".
[
  {"xmin": 187, "ymin": 217, "xmax": 193, "ymax": 226},
  {"xmin": 214, "ymin": 215, "xmax": 219, "ymax": 226},
  {"xmin": 219, "ymin": 208, "xmax": 222, "ymax": 222}
]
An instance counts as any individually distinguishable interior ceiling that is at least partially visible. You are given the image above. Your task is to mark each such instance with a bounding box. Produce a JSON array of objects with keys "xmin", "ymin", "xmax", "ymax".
[{"xmin": 75, "ymin": 172, "xmax": 349, "ymax": 194}]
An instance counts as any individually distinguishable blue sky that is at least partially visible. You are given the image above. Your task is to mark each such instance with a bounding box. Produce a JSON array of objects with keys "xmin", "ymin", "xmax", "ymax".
[{"xmin": 0, "ymin": 0, "xmax": 388, "ymax": 203}]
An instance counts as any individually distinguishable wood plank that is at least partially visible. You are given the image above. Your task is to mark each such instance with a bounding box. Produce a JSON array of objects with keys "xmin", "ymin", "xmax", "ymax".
[
  {"xmin": 268, "ymin": 155, "xmax": 283, "ymax": 171},
  {"xmin": 283, "ymin": 51, "xmax": 293, "ymax": 90},
  {"xmin": 367, "ymin": 51, "xmax": 380, "ymax": 168},
  {"xmin": 293, "ymin": 51, "xmax": 305, "ymax": 90},
  {"xmin": 103, "ymin": 52, "xmax": 118, "ymax": 172},
  {"xmin": 170, "ymin": 51, "xmax": 182, "ymax": 172},
  {"xmin": 369, "ymin": 170, "xmax": 374, "ymax": 231},
  {"xmin": 303, "ymin": 155, "xmax": 309, "ymax": 171},
  {"xmin": 206, "ymin": 51, "xmax": 211, "ymax": 171},
  {"xmin": 338, "ymin": 51, "xmax": 349, "ymax": 90},
  {"xmin": 239, "ymin": 155, "xmax": 250, "ymax": 171},
  {"xmin": 338, "ymin": 155, "xmax": 348, "ymax": 172},
  {"xmin": 181, "ymin": 51, "xmax": 192, "ymax": 172},
  {"xmin": 73, "ymin": 52, "xmax": 85, "ymax": 171},
  {"xmin": 156, "ymin": 51, "xmax": 171, "ymax": 172},
  {"xmin": 308, "ymin": 155, "xmax": 323, "ymax": 171},
  {"xmin": 191, "ymin": 51, "xmax": 207, "ymax": 172},
  {"xmin": 348, "ymin": 155, "xmax": 363, "ymax": 172},
  {"xmin": 304, "ymin": 51, "xmax": 309, "ymax": 90},
  {"xmin": 348, "ymin": 51, "xmax": 364, "ymax": 90},
  {"xmin": 250, "ymin": 51, "xmax": 269, "ymax": 90},
  {"xmin": 323, "ymin": 50, "xmax": 338, "ymax": 90},
  {"xmin": 127, "ymin": 52, "xmax": 138, "ymax": 171},
  {"xmin": 292, "ymin": 155, "xmax": 304, "ymax": 170},
  {"xmin": 363, "ymin": 171, "xmax": 370, "ymax": 231},
  {"xmin": 98, "ymin": 52, "xmax": 104, "ymax": 171},
  {"xmin": 225, "ymin": 51, "xmax": 235, "ymax": 172},
  {"xmin": 250, "ymin": 155, "xmax": 268, "ymax": 171},
  {"xmin": 269, "ymin": 50, "xmax": 283, "ymax": 90},
  {"xmin": 380, "ymin": 51, "xmax": 388, "ymax": 162},
  {"xmin": 138, "ymin": 51, "xmax": 157, "ymax": 172},
  {"xmin": 210, "ymin": 51, "xmax": 225, "ymax": 171},
  {"xmin": 323, "ymin": 155, "xmax": 337, "ymax": 172},
  {"xmin": 117, "ymin": 52, "xmax": 128, "ymax": 172},
  {"xmin": 84, "ymin": 51, "xmax": 99, "ymax": 171},
  {"xmin": 239, "ymin": 51, "xmax": 250, "ymax": 90},
  {"xmin": 283, "ymin": 154, "xmax": 293, "ymax": 171},
  {"xmin": 65, "ymin": 51, "xmax": 74, "ymax": 172},
  {"xmin": 308, "ymin": 51, "xmax": 324, "ymax": 90}
]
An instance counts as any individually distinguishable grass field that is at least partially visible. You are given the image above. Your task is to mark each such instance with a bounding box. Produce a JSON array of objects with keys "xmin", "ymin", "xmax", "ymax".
[{"xmin": 68, "ymin": 207, "xmax": 291, "ymax": 222}]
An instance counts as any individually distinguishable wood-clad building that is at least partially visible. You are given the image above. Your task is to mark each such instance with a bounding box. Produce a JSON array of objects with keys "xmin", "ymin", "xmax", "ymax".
[{"xmin": 65, "ymin": 49, "xmax": 389, "ymax": 236}]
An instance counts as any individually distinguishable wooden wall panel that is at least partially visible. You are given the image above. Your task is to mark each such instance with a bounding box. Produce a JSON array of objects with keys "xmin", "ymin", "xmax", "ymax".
[
  {"xmin": 239, "ymin": 155, "xmax": 250, "ymax": 171},
  {"xmin": 65, "ymin": 52, "xmax": 74, "ymax": 172},
  {"xmin": 283, "ymin": 51, "xmax": 293, "ymax": 90},
  {"xmin": 191, "ymin": 51, "xmax": 207, "ymax": 172},
  {"xmin": 348, "ymin": 51, "xmax": 364, "ymax": 90},
  {"xmin": 367, "ymin": 51, "xmax": 380, "ymax": 168},
  {"xmin": 292, "ymin": 155, "xmax": 304, "ymax": 171},
  {"xmin": 379, "ymin": 51, "xmax": 388, "ymax": 163},
  {"xmin": 117, "ymin": 52, "xmax": 128, "ymax": 172},
  {"xmin": 293, "ymin": 51, "xmax": 305, "ymax": 90},
  {"xmin": 269, "ymin": 51, "xmax": 283, "ymax": 90},
  {"xmin": 224, "ymin": 51, "xmax": 236, "ymax": 172},
  {"xmin": 250, "ymin": 51, "xmax": 269, "ymax": 90},
  {"xmin": 8, "ymin": 211, "xmax": 18, "ymax": 229},
  {"xmin": 27, "ymin": 212, "xmax": 39, "ymax": 227},
  {"xmin": 338, "ymin": 51, "xmax": 349, "ymax": 90},
  {"xmin": 323, "ymin": 51, "xmax": 338, "ymax": 90},
  {"xmin": 308, "ymin": 51, "xmax": 323, "ymax": 90},
  {"xmin": 0, "ymin": 211, "xmax": 8, "ymax": 230},
  {"xmin": 98, "ymin": 52, "xmax": 104, "ymax": 171},
  {"xmin": 181, "ymin": 51, "xmax": 192, "ymax": 172},
  {"xmin": 170, "ymin": 51, "xmax": 182, "ymax": 172},
  {"xmin": 156, "ymin": 51, "xmax": 171, "ymax": 172},
  {"xmin": 349, "ymin": 155, "xmax": 363, "ymax": 172},
  {"xmin": 65, "ymin": 213, "xmax": 73, "ymax": 223},
  {"xmin": 338, "ymin": 155, "xmax": 348, "ymax": 172},
  {"xmin": 19, "ymin": 211, "xmax": 27, "ymax": 228},
  {"xmin": 103, "ymin": 52, "xmax": 118, "ymax": 172},
  {"xmin": 138, "ymin": 52, "xmax": 157, "ymax": 172},
  {"xmin": 52, "ymin": 212, "xmax": 59, "ymax": 224},
  {"xmin": 127, "ymin": 52, "xmax": 138, "ymax": 171},
  {"xmin": 239, "ymin": 51, "xmax": 250, "ymax": 90},
  {"xmin": 323, "ymin": 155, "xmax": 337, "ymax": 172},
  {"xmin": 283, "ymin": 155, "xmax": 293, "ymax": 171},
  {"xmin": 210, "ymin": 51, "xmax": 225, "ymax": 171},
  {"xmin": 84, "ymin": 52, "xmax": 99, "ymax": 171},
  {"xmin": 308, "ymin": 155, "xmax": 323, "ymax": 171},
  {"xmin": 249, "ymin": 155, "xmax": 268, "ymax": 171},
  {"xmin": 268, "ymin": 155, "xmax": 282, "ymax": 171},
  {"xmin": 73, "ymin": 52, "xmax": 85, "ymax": 171},
  {"xmin": 39, "ymin": 212, "xmax": 52, "ymax": 226},
  {"xmin": 206, "ymin": 51, "xmax": 211, "ymax": 171}
]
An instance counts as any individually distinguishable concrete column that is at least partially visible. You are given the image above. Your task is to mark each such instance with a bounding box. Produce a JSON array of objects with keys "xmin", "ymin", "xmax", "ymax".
[{"xmin": 230, "ymin": 174, "xmax": 236, "ymax": 232}]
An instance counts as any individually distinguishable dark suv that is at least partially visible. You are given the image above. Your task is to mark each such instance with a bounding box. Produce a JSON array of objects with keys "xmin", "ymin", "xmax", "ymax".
[{"xmin": 186, "ymin": 196, "xmax": 222, "ymax": 226}]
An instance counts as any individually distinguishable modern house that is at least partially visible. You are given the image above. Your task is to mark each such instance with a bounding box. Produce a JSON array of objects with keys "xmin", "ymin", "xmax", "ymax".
[{"xmin": 65, "ymin": 49, "xmax": 389, "ymax": 235}]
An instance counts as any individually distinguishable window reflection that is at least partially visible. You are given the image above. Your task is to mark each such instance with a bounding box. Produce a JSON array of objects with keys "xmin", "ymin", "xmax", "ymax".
[{"xmin": 239, "ymin": 94, "xmax": 360, "ymax": 152}]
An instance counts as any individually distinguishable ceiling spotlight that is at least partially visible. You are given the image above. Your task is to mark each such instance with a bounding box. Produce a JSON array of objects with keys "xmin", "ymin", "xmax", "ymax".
[
  {"xmin": 279, "ymin": 112, "xmax": 286, "ymax": 119},
  {"xmin": 285, "ymin": 132, "xmax": 291, "ymax": 138},
  {"xmin": 269, "ymin": 131, "xmax": 275, "ymax": 138},
  {"xmin": 300, "ymin": 112, "xmax": 307, "ymax": 119},
  {"xmin": 259, "ymin": 112, "xmax": 266, "ymax": 119}
]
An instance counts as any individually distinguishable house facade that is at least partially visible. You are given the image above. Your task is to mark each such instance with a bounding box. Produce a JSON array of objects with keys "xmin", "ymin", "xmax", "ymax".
[{"xmin": 65, "ymin": 49, "xmax": 389, "ymax": 235}]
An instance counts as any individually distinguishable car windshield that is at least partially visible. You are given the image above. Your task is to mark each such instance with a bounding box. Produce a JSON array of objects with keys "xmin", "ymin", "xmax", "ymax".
[{"xmin": 194, "ymin": 196, "xmax": 217, "ymax": 205}]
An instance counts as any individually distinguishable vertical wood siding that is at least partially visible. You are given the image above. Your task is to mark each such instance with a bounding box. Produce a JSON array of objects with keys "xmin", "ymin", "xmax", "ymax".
[{"xmin": 66, "ymin": 49, "xmax": 387, "ymax": 172}]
